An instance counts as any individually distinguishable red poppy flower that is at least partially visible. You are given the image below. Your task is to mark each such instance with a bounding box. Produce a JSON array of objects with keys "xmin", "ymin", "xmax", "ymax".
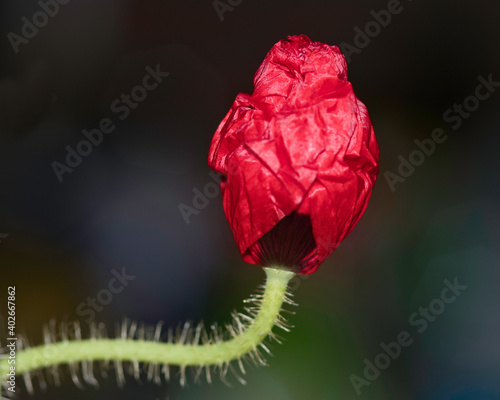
[{"xmin": 208, "ymin": 35, "xmax": 379, "ymax": 274}]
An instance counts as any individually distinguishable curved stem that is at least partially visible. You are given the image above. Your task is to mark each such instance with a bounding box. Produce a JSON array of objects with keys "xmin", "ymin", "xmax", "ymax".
[{"xmin": 1, "ymin": 268, "xmax": 295, "ymax": 381}]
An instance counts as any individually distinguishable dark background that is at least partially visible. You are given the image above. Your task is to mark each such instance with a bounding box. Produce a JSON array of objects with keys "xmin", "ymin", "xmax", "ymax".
[{"xmin": 1, "ymin": 0, "xmax": 499, "ymax": 399}]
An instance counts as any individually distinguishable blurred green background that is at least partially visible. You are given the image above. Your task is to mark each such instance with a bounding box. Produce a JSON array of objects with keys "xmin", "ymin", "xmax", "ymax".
[{"xmin": 1, "ymin": 0, "xmax": 499, "ymax": 399}]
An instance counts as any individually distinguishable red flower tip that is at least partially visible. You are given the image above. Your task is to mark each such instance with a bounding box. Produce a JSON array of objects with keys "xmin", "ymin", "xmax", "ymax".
[{"xmin": 208, "ymin": 35, "xmax": 379, "ymax": 274}]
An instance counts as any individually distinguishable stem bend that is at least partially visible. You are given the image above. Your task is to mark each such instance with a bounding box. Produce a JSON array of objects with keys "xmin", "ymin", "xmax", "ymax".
[{"xmin": 1, "ymin": 267, "xmax": 296, "ymax": 391}]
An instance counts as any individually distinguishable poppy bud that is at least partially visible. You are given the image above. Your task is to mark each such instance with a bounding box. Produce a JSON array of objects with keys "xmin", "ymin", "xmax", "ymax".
[{"xmin": 209, "ymin": 34, "xmax": 379, "ymax": 274}]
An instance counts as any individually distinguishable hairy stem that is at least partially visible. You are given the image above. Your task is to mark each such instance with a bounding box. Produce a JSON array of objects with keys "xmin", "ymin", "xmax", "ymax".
[{"xmin": 1, "ymin": 268, "xmax": 295, "ymax": 382}]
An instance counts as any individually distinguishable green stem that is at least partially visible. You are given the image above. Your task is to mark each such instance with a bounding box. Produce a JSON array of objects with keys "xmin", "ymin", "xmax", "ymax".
[{"xmin": 1, "ymin": 267, "xmax": 295, "ymax": 384}]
